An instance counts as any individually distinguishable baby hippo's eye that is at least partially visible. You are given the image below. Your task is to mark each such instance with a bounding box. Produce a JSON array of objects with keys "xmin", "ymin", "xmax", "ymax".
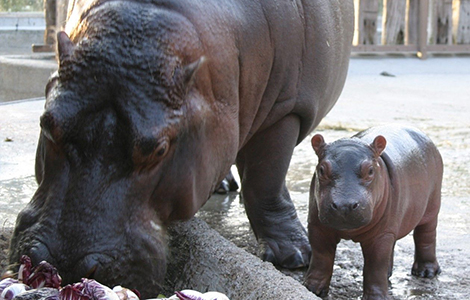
[
  {"xmin": 318, "ymin": 165, "xmax": 325, "ymax": 177},
  {"xmin": 361, "ymin": 161, "xmax": 376, "ymax": 182},
  {"xmin": 317, "ymin": 161, "xmax": 331, "ymax": 182}
]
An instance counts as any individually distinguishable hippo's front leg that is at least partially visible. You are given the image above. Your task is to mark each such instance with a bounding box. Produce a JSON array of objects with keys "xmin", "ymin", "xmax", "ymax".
[
  {"xmin": 303, "ymin": 226, "xmax": 339, "ymax": 297},
  {"xmin": 360, "ymin": 234, "xmax": 396, "ymax": 300},
  {"xmin": 236, "ymin": 114, "xmax": 310, "ymax": 268}
]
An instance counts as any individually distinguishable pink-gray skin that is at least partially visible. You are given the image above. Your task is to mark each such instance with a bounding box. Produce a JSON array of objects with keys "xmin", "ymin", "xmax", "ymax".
[
  {"xmin": 304, "ymin": 125, "xmax": 442, "ymax": 300},
  {"xmin": 8, "ymin": 0, "xmax": 353, "ymax": 297}
]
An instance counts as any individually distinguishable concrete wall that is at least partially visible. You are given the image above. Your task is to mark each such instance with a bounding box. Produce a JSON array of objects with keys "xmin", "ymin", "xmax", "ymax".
[
  {"xmin": 0, "ymin": 12, "xmax": 45, "ymax": 55},
  {"xmin": 0, "ymin": 13, "xmax": 57, "ymax": 102},
  {"xmin": 0, "ymin": 54, "xmax": 57, "ymax": 101}
]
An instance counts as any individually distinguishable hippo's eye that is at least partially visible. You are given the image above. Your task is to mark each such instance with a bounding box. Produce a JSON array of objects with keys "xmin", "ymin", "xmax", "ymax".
[
  {"xmin": 318, "ymin": 165, "xmax": 325, "ymax": 177},
  {"xmin": 361, "ymin": 161, "xmax": 375, "ymax": 182},
  {"xmin": 155, "ymin": 140, "xmax": 169, "ymax": 157},
  {"xmin": 133, "ymin": 137, "xmax": 170, "ymax": 172},
  {"xmin": 317, "ymin": 162, "xmax": 331, "ymax": 181}
]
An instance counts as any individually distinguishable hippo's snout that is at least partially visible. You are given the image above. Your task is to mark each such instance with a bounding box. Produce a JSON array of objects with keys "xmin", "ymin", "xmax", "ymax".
[
  {"xmin": 330, "ymin": 200, "xmax": 361, "ymax": 214},
  {"xmin": 319, "ymin": 195, "xmax": 372, "ymax": 231}
]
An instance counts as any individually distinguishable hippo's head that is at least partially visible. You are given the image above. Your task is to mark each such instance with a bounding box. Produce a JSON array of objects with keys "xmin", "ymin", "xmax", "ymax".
[
  {"xmin": 310, "ymin": 134, "xmax": 387, "ymax": 231},
  {"xmin": 8, "ymin": 2, "xmax": 236, "ymax": 296}
]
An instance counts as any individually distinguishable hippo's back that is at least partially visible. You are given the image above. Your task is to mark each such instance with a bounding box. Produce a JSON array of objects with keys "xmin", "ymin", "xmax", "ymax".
[{"xmin": 355, "ymin": 124, "xmax": 443, "ymax": 202}]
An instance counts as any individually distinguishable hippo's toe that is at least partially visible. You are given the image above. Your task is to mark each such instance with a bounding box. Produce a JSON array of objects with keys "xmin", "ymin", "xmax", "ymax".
[
  {"xmin": 259, "ymin": 237, "xmax": 311, "ymax": 269},
  {"xmin": 412, "ymin": 261, "xmax": 441, "ymax": 278}
]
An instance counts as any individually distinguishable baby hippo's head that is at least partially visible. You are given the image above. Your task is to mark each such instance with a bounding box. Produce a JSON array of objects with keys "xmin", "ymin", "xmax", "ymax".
[{"xmin": 309, "ymin": 134, "xmax": 387, "ymax": 231}]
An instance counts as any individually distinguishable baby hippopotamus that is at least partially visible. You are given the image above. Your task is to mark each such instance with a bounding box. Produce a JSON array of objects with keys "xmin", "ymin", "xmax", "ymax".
[{"xmin": 304, "ymin": 125, "xmax": 442, "ymax": 300}]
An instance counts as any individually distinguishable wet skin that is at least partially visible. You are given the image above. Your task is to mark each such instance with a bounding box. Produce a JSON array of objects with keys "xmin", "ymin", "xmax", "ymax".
[
  {"xmin": 304, "ymin": 125, "xmax": 442, "ymax": 300},
  {"xmin": 8, "ymin": 0, "xmax": 353, "ymax": 296}
]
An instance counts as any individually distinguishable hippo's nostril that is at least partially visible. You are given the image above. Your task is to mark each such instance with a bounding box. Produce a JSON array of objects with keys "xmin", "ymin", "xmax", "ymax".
[{"xmin": 331, "ymin": 203, "xmax": 338, "ymax": 210}]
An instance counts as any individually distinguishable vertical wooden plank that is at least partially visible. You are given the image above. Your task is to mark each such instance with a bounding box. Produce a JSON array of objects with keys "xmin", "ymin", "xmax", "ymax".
[
  {"xmin": 44, "ymin": 0, "xmax": 57, "ymax": 45},
  {"xmin": 454, "ymin": 0, "xmax": 470, "ymax": 44},
  {"xmin": 418, "ymin": 0, "xmax": 430, "ymax": 58},
  {"xmin": 56, "ymin": 0, "xmax": 70, "ymax": 30},
  {"xmin": 407, "ymin": 0, "xmax": 419, "ymax": 44},
  {"xmin": 382, "ymin": 0, "xmax": 407, "ymax": 45},
  {"xmin": 431, "ymin": 0, "xmax": 453, "ymax": 44},
  {"xmin": 355, "ymin": 0, "xmax": 380, "ymax": 45}
]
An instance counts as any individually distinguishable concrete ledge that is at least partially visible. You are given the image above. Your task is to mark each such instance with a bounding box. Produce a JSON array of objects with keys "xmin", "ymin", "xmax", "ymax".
[
  {"xmin": 0, "ymin": 54, "xmax": 57, "ymax": 101},
  {"xmin": 163, "ymin": 218, "xmax": 319, "ymax": 300}
]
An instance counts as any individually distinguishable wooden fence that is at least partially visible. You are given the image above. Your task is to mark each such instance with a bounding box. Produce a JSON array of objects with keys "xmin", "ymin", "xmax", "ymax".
[
  {"xmin": 36, "ymin": 0, "xmax": 470, "ymax": 58},
  {"xmin": 353, "ymin": 0, "xmax": 470, "ymax": 58}
]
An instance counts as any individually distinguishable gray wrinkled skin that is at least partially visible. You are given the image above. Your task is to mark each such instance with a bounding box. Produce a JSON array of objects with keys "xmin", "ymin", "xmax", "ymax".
[{"xmin": 8, "ymin": 0, "xmax": 353, "ymax": 296}]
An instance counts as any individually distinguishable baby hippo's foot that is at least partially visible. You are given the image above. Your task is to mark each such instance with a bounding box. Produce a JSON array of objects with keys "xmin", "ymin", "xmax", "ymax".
[
  {"xmin": 362, "ymin": 293, "xmax": 391, "ymax": 300},
  {"xmin": 304, "ymin": 278, "xmax": 330, "ymax": 298},
  {"xmin": 412, "ymin": 260, "xmax": 441, "ymax": 278}
]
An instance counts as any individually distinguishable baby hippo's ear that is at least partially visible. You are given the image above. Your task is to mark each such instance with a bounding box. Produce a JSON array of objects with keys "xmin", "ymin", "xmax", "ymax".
[
  {"xmin": 371, "ymin": 135, "xmax": 387, "ymax": 157},
  {"xmin": 311, "ymin": 134, "xmax": 326, "ymax": 157}
]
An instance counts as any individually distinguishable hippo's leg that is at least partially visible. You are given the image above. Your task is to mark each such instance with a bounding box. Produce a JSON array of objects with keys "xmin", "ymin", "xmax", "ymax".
[
  {"xmin": 388, "ymin": 241, "xmax": 396, "ymax": 278},
  {"xmin": 214, "ymin": 170, "xmax": 239, "ymax": 194},
  {"xmin": 412, "ymin": 216, "xmax": 441, "ymax": 278},
  {"xmin": 360, "ymin": 233, "xmax": 395, "ymax": 300},
  {"xmin": 303, "ymin": 227, "xmax": 338, "ymax": 297},
  {"xmin": 236, "ymin": 114, "xmax": 310, "ymax": 268}
]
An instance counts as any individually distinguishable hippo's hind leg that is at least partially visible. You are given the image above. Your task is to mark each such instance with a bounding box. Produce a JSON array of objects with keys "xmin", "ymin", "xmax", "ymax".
[
  {"xmin": 236, "ymin": 114, "xmax": 310, "ymax": 268},
  {"xmin": 412, "ymin": 216, "xmax": 441, "ymax": 278}
]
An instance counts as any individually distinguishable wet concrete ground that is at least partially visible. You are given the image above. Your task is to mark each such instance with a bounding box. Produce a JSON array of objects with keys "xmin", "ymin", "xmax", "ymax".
[
  {"xmin": 198, "ymin": 55, "xmax": 470, "ymax": 299},
  {"xmin": 1, "ymin": 55, "xmax": 470, "ymax": 299}
]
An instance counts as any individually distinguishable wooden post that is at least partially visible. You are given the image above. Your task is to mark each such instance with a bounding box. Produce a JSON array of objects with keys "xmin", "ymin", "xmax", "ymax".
[
  {"xmin": 56, "ymin": 0, "xmax": 70, "ymax": 30},
  {"xmin": 407, "ymin": 0, "xmax": 419, "ymax": 44},
  {"xmin": 44, "ymin": 0, "xmax": 56, "ymax": 45},
  {"xmin": 454, "ymin": 0, "xmax": 470, "ymax": 44},
  {"xmin": 430, "ymin": 0, "xmax": 453, "ymax": 44},
  {"xmin": 418, "ymin": 0, "xmax": 430, "ymax": 58},
  {"xmin": 382, "ymin": 0, "xmax": 407, "ymax": 45},
  {"xmin": 355, "ymin": 0, "xmax": 380, "ymax": 45}
]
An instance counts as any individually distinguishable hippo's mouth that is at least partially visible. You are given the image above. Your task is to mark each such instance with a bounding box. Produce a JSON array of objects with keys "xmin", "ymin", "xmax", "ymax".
[{"xmin": 319, "ymin": 213, "xmax": 372, "ymax": 231}]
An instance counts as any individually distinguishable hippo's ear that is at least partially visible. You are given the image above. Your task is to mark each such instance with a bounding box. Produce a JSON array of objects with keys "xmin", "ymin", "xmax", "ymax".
[
  {"xmin": 371, "ymin": 135, "xmax": 387, "ymax": 157},
  {"xmin": 182, "ymin": 56, "xmax": 206, "ymax": 86},
  {"xmin": 311, "ymin": 134, "xmax": 326, "ymax": 157},
  {"xmin": 57, "ymin": 31, "xmax": 74, "ymax": 66}
]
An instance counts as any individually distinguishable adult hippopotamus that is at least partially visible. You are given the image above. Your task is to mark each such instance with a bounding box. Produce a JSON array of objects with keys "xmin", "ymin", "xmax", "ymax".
[
  {"xmin": 8, "ymin": 0, "xmax": 353, "ymax": 296},
  {"xmin": 304, "ymin": 125, "xmax": 442, "ymax": 300}
]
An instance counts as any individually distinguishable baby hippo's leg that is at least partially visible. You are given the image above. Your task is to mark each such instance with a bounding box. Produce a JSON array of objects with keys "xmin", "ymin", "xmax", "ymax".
[
  {"xmin": 361, "ymin": 234, "xmax": 395, "ymax": 300},
  {"xmin": 412, "ymin": 216, "xmax": 441, "ymax": 278}
]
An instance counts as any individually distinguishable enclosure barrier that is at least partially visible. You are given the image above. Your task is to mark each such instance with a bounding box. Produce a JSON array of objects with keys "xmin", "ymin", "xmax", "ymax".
[
  {"xmin": 32, "ymin": 0, "xmax": 470, "ymax": 58},
  {"xmin": 353, "ymin": 0, "xmax": 470, "ymax": 58}
]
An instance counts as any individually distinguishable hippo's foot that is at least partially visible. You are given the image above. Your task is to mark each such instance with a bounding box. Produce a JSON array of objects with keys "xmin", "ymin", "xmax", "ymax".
[
  {"xmin": 255, "ymin": 219, "xmax": 311, "ymax": 269},
  {"xmin": 214, "ymin": 170, "xmax": 239, "ymax": 194},
  {"xmin": 411, "ymin": 260, "xmax": 441, "ymax": 278},
  {"xmin": 304, "ymin": 277, "xmax": 330, "ymax": 298},
  {"xmin": 362, "ymin": 292, "xmax": 392, "ymax": 300}
]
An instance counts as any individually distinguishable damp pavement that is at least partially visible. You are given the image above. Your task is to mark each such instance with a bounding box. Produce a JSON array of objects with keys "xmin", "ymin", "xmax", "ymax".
[{"xmin": 1, "ymin": 55, "xmax": 470, "ymax": 299}]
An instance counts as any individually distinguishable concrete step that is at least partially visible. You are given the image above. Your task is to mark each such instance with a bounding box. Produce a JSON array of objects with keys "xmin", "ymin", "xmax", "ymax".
[{"xmin": 0, "ymin": 54, "xmax": 57, "ymax": 102}]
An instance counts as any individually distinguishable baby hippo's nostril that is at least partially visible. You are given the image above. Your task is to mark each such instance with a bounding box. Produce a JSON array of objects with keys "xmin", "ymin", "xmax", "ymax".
[
  {"xmin": 331, "ymin": 203, "xmax": 338, "ymax": 210},
  {"xmin": 351, "ymin": 202, "xmax": 360, "ymax": 210}
]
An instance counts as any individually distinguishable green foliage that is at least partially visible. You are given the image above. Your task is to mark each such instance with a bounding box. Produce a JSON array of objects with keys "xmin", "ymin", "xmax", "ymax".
[{"xmin": 0, "ymin": 0, "xmax": 43, "ymax": 12}]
